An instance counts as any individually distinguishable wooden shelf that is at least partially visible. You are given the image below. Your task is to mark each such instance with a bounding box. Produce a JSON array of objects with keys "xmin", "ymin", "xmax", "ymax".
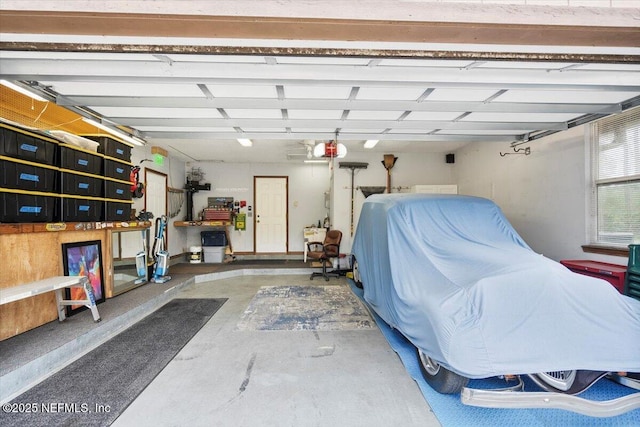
[
  {"xmin": 174, "ymin": 221, "xmax": 233, "ymax": 227},
  {"xmin": 0, "ymin": 221, "xmax": 151, "ymax": 235}
]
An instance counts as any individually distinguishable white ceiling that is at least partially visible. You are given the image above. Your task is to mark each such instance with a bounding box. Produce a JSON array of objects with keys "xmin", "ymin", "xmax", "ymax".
[
  {"xmin": 2, "ymin": 49, "xmax": 638, "ymax": 163},
  {"xmin": 1, "ymin": 0, "xmax": 639, "ymax": 164}
]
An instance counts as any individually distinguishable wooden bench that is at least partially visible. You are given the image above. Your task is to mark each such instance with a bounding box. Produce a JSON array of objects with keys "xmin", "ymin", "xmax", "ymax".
[{"xmin": 0, "ymin": 276, "xmax": 101, "ymax": 323}]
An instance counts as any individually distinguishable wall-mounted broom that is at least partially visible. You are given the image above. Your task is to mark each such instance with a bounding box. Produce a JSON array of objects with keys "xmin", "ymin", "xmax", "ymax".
[
  {"xmin": 381, "ymin": 154, "xmax": 398, "ymax": 193},
  {"xmin": 339, "ymin": 162, "xmax": 369, "ymax": 236}
]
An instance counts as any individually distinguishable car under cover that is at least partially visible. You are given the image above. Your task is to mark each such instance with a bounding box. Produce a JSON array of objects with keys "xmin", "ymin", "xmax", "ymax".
[{"xmin": 352, "ymin": 193, "xmax": 640, "ymax": 379}]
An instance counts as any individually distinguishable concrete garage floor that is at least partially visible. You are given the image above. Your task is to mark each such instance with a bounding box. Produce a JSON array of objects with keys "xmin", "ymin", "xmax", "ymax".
[{"xmin": 113, "ymin": 275, "xmax": 441, "ymax": 427}]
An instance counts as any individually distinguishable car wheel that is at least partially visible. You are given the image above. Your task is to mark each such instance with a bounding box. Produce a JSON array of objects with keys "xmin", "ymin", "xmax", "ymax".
[
  {"xmin": 351, "ymin": 255, "xmax": 363, "ymax": 289},
  {"xmin": 528, "ymin": 370, "xmax": 607, "ymax": 395},
  {"xmin": 416, "ymin": 348, "xmax": 469, "ymax": 394}
]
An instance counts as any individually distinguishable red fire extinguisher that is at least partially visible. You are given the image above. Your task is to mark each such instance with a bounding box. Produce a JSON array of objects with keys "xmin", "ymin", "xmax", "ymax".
[{"xmin": 130, "ymin": 165, "xmax": 145, "ymax": 198}]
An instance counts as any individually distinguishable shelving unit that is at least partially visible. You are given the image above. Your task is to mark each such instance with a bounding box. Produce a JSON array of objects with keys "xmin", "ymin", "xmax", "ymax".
[{"xmin": 174, "ymin": 221, "xmax": 234, "ymax": 260}]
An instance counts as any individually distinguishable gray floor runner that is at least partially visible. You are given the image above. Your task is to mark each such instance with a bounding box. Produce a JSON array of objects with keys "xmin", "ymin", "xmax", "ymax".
[{"xmin": 0, "ymin": 298, "xmax": 226, "ymax": 427}]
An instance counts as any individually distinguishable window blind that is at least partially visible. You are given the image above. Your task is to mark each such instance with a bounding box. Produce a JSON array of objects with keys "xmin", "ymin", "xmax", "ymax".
[{"xmin": 591, "ymin": 106, "xmax": 640, "ymax": 246}]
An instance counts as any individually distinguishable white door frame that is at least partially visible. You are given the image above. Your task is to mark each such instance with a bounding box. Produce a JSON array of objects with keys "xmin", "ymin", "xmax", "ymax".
[
  {"xmin": 253, "ymin": 176, "xmax": 289, "ymax": 254},
  {"xmin": 144, "ymin": 168, "xmax": 168, "ymax": 249}
]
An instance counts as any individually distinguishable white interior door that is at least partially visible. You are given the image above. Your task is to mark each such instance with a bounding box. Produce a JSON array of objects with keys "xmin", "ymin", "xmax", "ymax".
[
  {"xmin": 145, "ymin": 169, "xmax": 168, "ymax": 249},
  {"xmin": 255, "ymin": 177, "xmax": 288, "ymax": 253}
]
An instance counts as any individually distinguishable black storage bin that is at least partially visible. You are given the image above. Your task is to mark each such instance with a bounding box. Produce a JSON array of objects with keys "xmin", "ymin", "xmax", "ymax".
[
  {"xmin": 0, "ymin": 158, "xmax": 58, "ymax": 192},
  {"xmin": 0, "ymin": 189, "xmax": 58, "ymax": 223},
  {"xmin": 61, "ymin": 171, "xmax": 104, "ymax": 197},
  {"xmin": 0, "ymin": 124, "xmax": 58, "ymax": 165},
  {"xmin": 104, "ymin": 179, "xmax": 132, "ymax": 200},
  {"xmin": 105, "ymin": 200, "xmax": 132, "ymax": 221},
  {"xmin": 85, "ymin": 135, "xmax": 132, "ymax": 162},
  {"xmin": 59, "ymin": 144, "xmax": 103, "ymax": 175},
  {"xmin": 60, "ymin": 196, "xmax": 104, "ymax": 222},
  {"xmin": 104, "ymin": 158, "xmax": 132, "ymax": 181},
  {"xmin": 201, "ymin": 230, "xmax": 227, "ymax": 247}
]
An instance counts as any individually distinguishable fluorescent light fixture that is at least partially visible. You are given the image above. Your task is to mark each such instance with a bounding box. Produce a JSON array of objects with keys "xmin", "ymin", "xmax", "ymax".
[
  {"xmin": 82, "ymin": 117, "xmax": 145, "ymax": 146},
  {"xmin": 304, "ymin": 159, "xmax": 329, "ymax": 164},
  {"xmin": 237, "ymin": 138, "xmax": 253, "ymax": 147},
  {"xmin": 0, "ymin": 80, "xmax": 47, "ymax": 102},
  {"xmin": 364, "ymin": 139, "xmax": 379, "ymax": 149}
]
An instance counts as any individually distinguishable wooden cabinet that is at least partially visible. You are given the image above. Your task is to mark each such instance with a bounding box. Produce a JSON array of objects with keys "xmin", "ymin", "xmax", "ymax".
[{"xmin": 0, "ymin": 221, "xmax": 149, "ymax": 340}]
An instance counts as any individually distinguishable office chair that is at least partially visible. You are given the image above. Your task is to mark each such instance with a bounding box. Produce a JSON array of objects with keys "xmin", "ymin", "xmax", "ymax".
[{"xmin": 308, "ymin": 230, "xmax": 342, "ymax": 281}]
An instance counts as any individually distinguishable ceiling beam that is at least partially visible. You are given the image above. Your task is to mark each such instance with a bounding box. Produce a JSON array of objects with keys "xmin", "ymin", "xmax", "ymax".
[
  {"xmin": 1, "ymin": 9, "xmax": 639, "ymax": 48},
  {"xmin": 115, "ymin": 117, "xmax": 564, "ymax": 131},
  {"xmin": 3, "ymin": 42, "xmax": 639, "ymax": 63},
  {"xmin": 2, "ymin": 59, "xmax": 637, "ymax": 89},
  {"xmin": 55, "ymin": 96, "xmax": 624, "ymax": 114},
  {"xmin": 143, "ymin": 131, "xmax": 519, "ymax": 142}
]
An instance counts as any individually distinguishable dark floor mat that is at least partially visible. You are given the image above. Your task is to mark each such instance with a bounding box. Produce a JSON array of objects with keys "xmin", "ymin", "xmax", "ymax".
[{"xmin": 0, "ymin": 298, "xmax": 226, "ymax": 427}]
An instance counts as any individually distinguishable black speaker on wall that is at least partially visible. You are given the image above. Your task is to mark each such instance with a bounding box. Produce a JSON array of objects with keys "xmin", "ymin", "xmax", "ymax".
[{"xmin": 446, "ymin": 153, "xmax": 455, "ymax": 164}]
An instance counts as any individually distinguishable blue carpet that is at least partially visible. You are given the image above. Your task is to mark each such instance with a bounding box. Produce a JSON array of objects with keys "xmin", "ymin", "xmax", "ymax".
[{"xmin": 348, "ymin": 280, "xmax": 640, "ymax": 426}]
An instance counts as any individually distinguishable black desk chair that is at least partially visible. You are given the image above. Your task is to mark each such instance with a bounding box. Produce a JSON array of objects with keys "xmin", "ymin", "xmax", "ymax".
[{"xmin": 308, "ymin": 230, "xmax": 342, "ymax": 281}]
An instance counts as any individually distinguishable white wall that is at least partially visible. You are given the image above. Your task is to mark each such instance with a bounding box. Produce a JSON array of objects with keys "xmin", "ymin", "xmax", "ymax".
[
  {"xmin": 130, "ymin": 147, "xmax": 187, "ymax": 258},
  {"xmin": 455, "ymin": 126, "xmax": 626, "ymax": 264},
  {"xmin": 177, "ymin": 152, "xmax": 455, "ymax": 256},
  {"xmin": 183, "ymin": 161, "xmax": 331, "ymax": 253},
  {"xmin": 332, "ymin": 151, "xmax": 456, "ymax": 253},
  {"xmin": 133, "ymin": 130, "xmax": 628, "ymax": 267}
]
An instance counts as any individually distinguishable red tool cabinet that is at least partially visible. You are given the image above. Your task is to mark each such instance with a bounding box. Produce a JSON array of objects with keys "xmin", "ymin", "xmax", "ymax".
[{"xmin": 560, "ymin": 260, "xmax": 627, "ymax": 294}]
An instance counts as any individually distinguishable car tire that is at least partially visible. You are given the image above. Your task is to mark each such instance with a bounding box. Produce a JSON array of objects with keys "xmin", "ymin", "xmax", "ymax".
[
  {"xmin": 351, "ymin": 255, "xmax": 363, "ymax": 289},
  {"xmin": 416, "ymin": 348, "xmax": 469, "ymax": 394}
]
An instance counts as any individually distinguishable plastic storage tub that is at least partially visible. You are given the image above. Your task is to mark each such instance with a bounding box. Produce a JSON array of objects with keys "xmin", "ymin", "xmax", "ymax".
[
  {"xmin": 60, "ymin": 171, "xmax": 104, "ymax": 197},
  {"xmin": 0, "ymin": 189, "xmax": 58, "ymax": 222},
  {"xmin": 104, "ymin": 200, "xmax": 132, "ymax": 221},
  {"xmin": 104, "ymin": 178, "xmax": 132, "ymax": 200},
  {"xmin": 59, "ymin": 196, "xmax": 104, "ymax": 222},
  {"xmin": 103, "ymin": 158, "xmax": 131, "ymax": 181},
  {"xmin": 0, "ymin": 157, "xmax": 58, "ymax": 192},
  {"xmin": 86, "ymin": 135, "xmax": 132, "ymax": 162},
  {"xmin": 201, "ymin": 230, "xmax": 228, "ymax": 247},
  {"xmin": 203, "ymin": 246, "xmax": 225, "ymax": 263},
  {"xmin": 0, "ymin": 124, "xmax": 58, "ymax": 165},
  {"xmin": 59, "ymin": 144, "xmax": 103, "ymax": 175}
]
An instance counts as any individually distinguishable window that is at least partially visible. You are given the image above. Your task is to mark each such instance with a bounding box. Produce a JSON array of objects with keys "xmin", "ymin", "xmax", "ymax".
[{"xmin": 590, "ymin": 107, "xmax": 640, "ymax": 247}]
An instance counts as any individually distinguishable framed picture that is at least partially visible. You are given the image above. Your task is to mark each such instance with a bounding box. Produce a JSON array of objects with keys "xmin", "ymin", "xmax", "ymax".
[{"xmin": 62, "ymin": 240, "xmax": 105, "ymax": 315}]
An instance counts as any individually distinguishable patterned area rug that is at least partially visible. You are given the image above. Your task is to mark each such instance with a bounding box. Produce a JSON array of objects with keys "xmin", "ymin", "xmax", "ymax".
[{"xmin": 237, "ymin": 285, "xmax": 373, "ymax": 331}]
